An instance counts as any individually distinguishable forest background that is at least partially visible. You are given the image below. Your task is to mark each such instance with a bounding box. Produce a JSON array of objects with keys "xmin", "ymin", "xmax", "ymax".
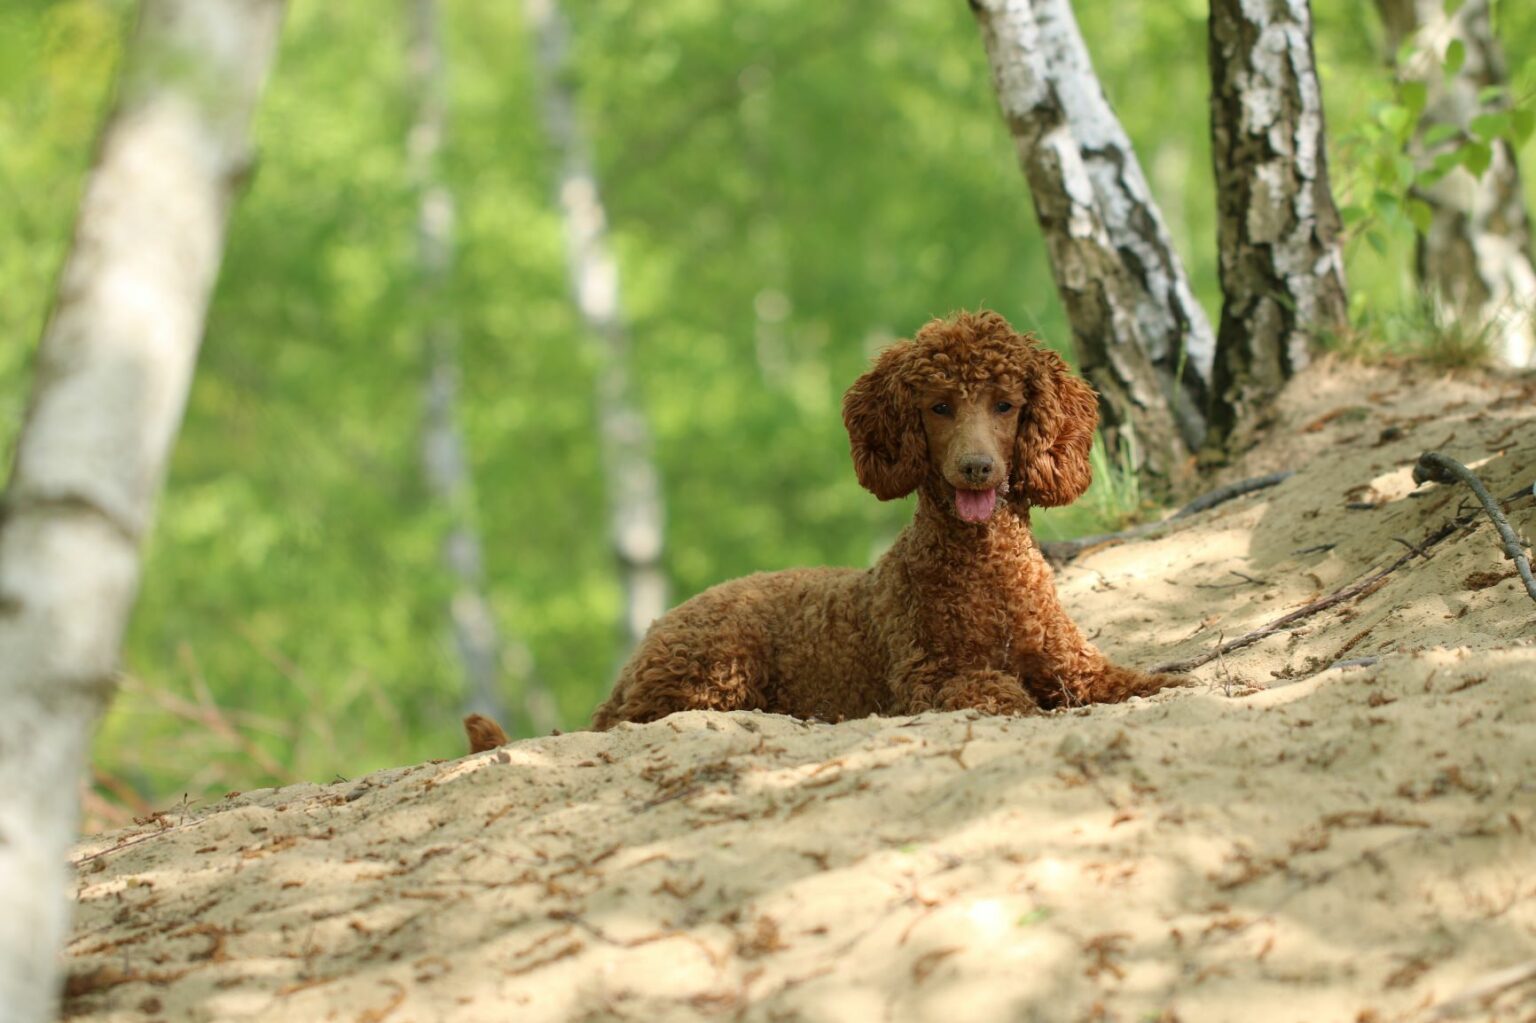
[{"xmin": 2, "ymin": 0, "xmax": 1533, "ymax": 818}]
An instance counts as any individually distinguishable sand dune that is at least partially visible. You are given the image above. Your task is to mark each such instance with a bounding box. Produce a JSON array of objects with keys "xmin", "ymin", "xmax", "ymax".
[{"xmin": 62, "ymin": 360, "xmax": 1536, "ymax": 1022}]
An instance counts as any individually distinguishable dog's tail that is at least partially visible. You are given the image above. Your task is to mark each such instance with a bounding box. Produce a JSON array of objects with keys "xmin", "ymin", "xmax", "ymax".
[{"xmin": 463, "ymin": 713, "xmax": 510, "ymax": 754}]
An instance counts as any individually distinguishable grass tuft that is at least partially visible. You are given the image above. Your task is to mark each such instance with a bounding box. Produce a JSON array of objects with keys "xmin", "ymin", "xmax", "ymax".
[
  {"xmin": 1325, "ymin": 294, "xmax": 1525, "ymax": 369},
  {"xmin": 1085, "ymin": 431, "xmax": 1143, "ymax": 530}
]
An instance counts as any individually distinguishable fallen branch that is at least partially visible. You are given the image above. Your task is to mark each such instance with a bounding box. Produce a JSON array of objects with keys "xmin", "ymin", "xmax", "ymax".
[
  {"xmin": 1427, "ymin": 959, "xmax": 1536, "ymax": 1020},
  {"xmin": 1171, "ymin": 471, "xmax": 1295, "ymax": 519},
  {"xmin": 1325, "ymin": 656, "xmax": 1379, "ymax": 672},
  {"xmin": 1148, "ymin": 528, "xmax": 1450, "ymax": 675},
  {"xmin": 1041, "ymin": 471, "xmax": 1293, "ymax": 564},
  {"xmin": 1151, "ymin": 476, "xmax": 1533, "ymax": 675},
  {"xmin": 1413, "ymin": 452, "xmax": 1536, "ymax": 603}
]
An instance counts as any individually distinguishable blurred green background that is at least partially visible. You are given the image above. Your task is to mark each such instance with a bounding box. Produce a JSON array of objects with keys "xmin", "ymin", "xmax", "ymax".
[{"xmin": 2, "ymin": 0, "xmax": 1533, "ymax": 820}]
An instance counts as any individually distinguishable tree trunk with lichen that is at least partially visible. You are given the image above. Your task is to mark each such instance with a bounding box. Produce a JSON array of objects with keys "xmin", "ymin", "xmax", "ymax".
[
  {"xmin": 1375, "ymin": 0, "xmax": 1536, "ymax": 368},
  {"xmin": 0, "ymin": 3, "xmax": 284, "ymax": 1019},
  {"xmin": 971, "ymin": 0, "xmax": 1195, "ymax": 494},
  {"xmin": 1032, "ymin": 0, "xmax": 1215, "ymax": 450},
  {"xmin": 525, "ymin": 0, "xmax": 669, "ymax": 650},
  {"xmin": 1206, "ymin": 0, "xmax": 1349, "ymax": 454}
]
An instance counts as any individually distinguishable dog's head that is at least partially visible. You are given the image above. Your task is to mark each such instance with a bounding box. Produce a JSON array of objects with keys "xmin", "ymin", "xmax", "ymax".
[{"xmin": 842, "ymin": 311, "xmax": 1098, "ymax": 521}]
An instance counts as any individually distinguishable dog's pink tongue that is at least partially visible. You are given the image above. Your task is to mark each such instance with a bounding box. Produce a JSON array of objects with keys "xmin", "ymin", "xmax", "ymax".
[{"xmin": 954, "ymin": 487, "xmax": 997, "ymax": 523}]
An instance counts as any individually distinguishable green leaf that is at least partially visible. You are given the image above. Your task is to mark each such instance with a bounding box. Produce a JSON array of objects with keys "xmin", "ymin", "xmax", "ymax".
[
  {"xmin": 1419, "ymin": 149, "xmax": 1462, "ymax": 185},
  {"xmin": 1373, "ymin": 150, "xmax": 1397, "ymax": 185},
  {"xmin": 1443, "ymin": 0, "xmax": 1466, "ymax": 13},
  {"xmin": 1349, "ymin": 291, "xmax": 1371, "ymax": 321},
  {"xmin": 1418, "ymin": 165, "xmax": 1450, "ymax": 187},
  {"xmin": 1444, "ymin": 40, "xmax": 1466, "ymax": 77},
  {"xmin": 1367, "ymin": 230, "xmax": 1389, "ymax": 256},
  {"xmin": 1463, "ymin": 141, "xmax": 1493, "ymax": 178},
  {"xmin": 1400, "ymin": 81, "xmax": 1429, "ymax": 118},
  {"xmin": 1477, "ymin": 85, "xmax": 1506, "ymax": 106},
  {"xmin": 1339, "ymin": 204, "xmax": 1369, "ymax": 226},
  {"xmin": 1372, "ymin": 189, "xmax": 1401, "ymax": 218},
  {"xmin": 1407, "ymin": 198, "xmax": 1435, "ymax": 234},
  {"xmin": 1422, "ymin": 123, "xmax": 1461, "ymax": 147},
  {"xmin": 1395, "ymin": 38, "xmax": 1419, "ymax": 69},
  {"xmin": 1432, "ymin": 150, "xmax": 1464, "ymax": 174},
  {"xmin": 1470, "ymin": 112, "xmax": 1510, "ymax": 140},
  {"xmin": 1378, "ymin": 104, "xmax": 1412, "ymax": 137},
  {"xmin": 1513, "ymin": 109, "xmax": 1535, "ymax": 144},
  {"xmin": 1017, "ymin": 908, "xmax": 1051, "ymax": 927}
]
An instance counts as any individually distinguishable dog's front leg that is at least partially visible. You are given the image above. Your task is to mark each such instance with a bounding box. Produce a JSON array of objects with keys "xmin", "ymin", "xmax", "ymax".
[
  {"xmin": 1017, "ymin": 602, "xmax": 1174, "ymax": 706},
  {"xmin": 894, "ymin": 659, "xmax": 1039, "ymax": 716}
]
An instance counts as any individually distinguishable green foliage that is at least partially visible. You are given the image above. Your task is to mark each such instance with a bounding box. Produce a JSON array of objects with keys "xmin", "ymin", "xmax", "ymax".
[
  {"xmin": 2, "ymin": 0, "xmax": 1535, "ymax": 814},
  {"xmin": 0, "ymin": 0, "xmax": 130, "ymax": 443},
  {"xmin": 1333, "ymin": 7, "xmax": 1536, "ymax": 262},
  {"xmin": 1333, "ymin": 295, "xmax": 1499, "ymax": 369},
  {"xmin": 1083, "ymin": 434, "xmax": 1143, "ymax": 533}
]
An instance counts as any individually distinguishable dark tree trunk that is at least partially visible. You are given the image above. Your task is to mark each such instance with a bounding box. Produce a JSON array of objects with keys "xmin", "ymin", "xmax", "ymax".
[
  {"xmin": 1376, "ymin": 0, "xmax": 1536, "ymax": 368},
  {"xmin": 971, "ymin": 0, "xmax": 1196, "ymax": 493},
  {"xmin": 1206, "ymin": 0, "xmax": 1349, "ymax": 452}
]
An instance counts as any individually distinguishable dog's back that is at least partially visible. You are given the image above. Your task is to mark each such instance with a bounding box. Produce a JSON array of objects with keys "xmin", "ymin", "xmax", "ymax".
[{"xmin": 591, "ymin": 566, "xmax": 886, "ymax": 728}]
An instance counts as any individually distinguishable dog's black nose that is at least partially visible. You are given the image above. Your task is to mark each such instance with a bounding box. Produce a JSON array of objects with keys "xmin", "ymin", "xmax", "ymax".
[{"xmin": 959, "ymin": 454, "xmax": 994, "ymax": 484}]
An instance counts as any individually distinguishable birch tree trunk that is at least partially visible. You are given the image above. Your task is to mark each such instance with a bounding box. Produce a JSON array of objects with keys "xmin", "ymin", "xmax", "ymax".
[
  {"xmin": 971, "ymin": 0, "xmax": 1193, "ymax": 491},
  {"xmin": 0, "ymin": 3, "xmax": 284, "ymax": 1019},
  {"xmin": 525, "ymin": 0, "xmax": 669, "ymax": 649},
  {"xmin": 1376, "ymin": 0, "xmax": 1536, "ymax": 368},
  {"xmin": 408, "ymin": 0, "xmax": 556, "ymax": 734},
  {"xmin": 1032, "ymin": 0, "xmax": 1216, "ymax": 449},
  {"xmin": 1206, "ymin": 0, "xmax": 1349, "ymax": 449}
]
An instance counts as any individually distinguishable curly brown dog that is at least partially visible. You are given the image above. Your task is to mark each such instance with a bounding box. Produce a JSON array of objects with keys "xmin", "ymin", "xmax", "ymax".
[
  {"xmin": 594, "ymin": 308, "xmax": 1174, "ymax": 726},
  {"xmin": 466, "ymin": 311, "xmax": 1172, "ymax": 751}
]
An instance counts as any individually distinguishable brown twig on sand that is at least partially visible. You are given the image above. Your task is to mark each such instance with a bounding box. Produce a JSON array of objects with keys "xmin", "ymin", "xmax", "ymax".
[
  {"xmin": 1195, "ymin": 570, "xmax": 1269, "ymax": 590},
  {"xmin": 1412, "ymin": 452, "xmax": 1536, "ymax": 603},
  {"xmin": 1151, "ymin": 476, "xmax": 1533, "ymax": 675},
  {"xmin": 1426, "ymin": 959, "xmax": 1536, "ymax": 1020},
  {"xmin": 1040, "ymin": 471, "xmax": 1294, "ymax": 565},
  {"xmin": 1147, "ymin": 535, "xmax": 1441, "ymax": 675}
]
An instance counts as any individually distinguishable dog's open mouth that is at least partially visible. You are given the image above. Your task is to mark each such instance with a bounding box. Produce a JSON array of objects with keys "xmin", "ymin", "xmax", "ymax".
[{"xmin": 953, "ymin": 487, "xmax": 998, "ymax": 523}]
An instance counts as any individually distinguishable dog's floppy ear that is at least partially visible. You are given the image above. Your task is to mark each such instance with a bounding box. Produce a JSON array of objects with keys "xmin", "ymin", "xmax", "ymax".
[
  {"xmin": 1011, "ymin": 344, "xmax": 1098, "ymax": 508},
  {"xmin": 842, "ymin": 341, "xmax": 927, "ymax": 500}
]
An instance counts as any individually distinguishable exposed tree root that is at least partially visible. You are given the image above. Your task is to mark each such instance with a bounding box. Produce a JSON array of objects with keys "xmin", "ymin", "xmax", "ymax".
[
  {"xmin": 1041, "ymin": 471, "xmax": 1293, "ymax": 565},
  {"xmin": 1149, "ymin": 465, "xmax": 1532, "ymax": 676},
  {"xmin": 1413, "ymin": 452, "xmax": 1536, "ymax": 603}
]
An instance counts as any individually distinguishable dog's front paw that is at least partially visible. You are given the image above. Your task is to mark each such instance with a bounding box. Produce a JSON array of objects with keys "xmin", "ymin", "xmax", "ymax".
[{"xmin": 938, "ymin": 670, "xmax": 1041, "ymax": 716}]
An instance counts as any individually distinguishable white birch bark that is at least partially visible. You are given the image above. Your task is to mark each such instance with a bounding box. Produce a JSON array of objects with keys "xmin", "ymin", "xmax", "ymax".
[
  {"xmin": 407, "ymin": 0, "xmax": 527, "ymax": 731},
  {"xmin": 1207, "ymin": 0, "xmax": 1349, "ymax": 447},
  {"xmin": 1032, "ymin": 0, "xmax": 1215, "ymax": 448},
  {"xmin": 971, "ymin": 0, "xmax": 1192, "ymax": 490},
  {"xmin": 0, "ymin": 3, "xmax": 284, "ymax": 1018},
  {"xmin": 1377, "ymin": 0, "xmax": 1536, "ymax": 368},
  {"xmin": 524, "ymin": 0, "xmax": 668, "ymax": 648}
]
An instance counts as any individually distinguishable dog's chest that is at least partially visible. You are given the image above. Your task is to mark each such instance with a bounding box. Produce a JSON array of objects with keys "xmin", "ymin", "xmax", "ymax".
[{"xmin": 908, "ymin": 559, "xmax": 1028, "ymax": 665}]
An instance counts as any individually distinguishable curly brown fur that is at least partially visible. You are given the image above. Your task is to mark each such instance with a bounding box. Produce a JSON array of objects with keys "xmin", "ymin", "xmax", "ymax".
[{"xmin": 592, "ymin": 311, "xmax": 1176, "ymax": 729}]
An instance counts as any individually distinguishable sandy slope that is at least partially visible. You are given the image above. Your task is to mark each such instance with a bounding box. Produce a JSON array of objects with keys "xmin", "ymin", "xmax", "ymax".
[{"xmin": 62, "ymin": 361, "xmax": 1536, "ymax": 1023}]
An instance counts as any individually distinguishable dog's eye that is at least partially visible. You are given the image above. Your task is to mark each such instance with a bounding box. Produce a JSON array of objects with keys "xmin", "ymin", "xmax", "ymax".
[
  {"xmin": 995, "ymin": 401, "xmax": 1014, "ymax": 414},
  {"xmin": 930, "ymin": 402, "xmax": 953, "ymax": 417}
]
